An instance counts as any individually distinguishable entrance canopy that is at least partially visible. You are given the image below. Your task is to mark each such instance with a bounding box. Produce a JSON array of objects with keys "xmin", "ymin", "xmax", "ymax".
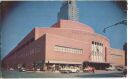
[
  {"xmin": 88, "ymin": 61, "xmax": 110, "ymax": 64},
  {"xmin": 83, "ymin": 61, "xmax": 110, "ymax": 64},
  {"xmin": 45, "ymin": 60, "xmax": 82, "ymax": 65}
]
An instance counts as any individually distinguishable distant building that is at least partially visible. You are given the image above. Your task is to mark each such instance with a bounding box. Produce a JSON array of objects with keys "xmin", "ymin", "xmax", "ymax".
[{"xmin": 57, "ymin": 0, "xmax": 79, "ymax": 21}]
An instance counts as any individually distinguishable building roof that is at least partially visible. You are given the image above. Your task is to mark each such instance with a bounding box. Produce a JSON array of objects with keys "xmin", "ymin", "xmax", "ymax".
[{"xmin": 51, "ymin": 20, "xmax": 95, "ymax": 33}]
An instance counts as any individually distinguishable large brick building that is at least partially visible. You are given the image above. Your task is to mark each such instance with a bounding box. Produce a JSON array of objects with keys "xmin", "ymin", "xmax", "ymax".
[
  {"xmin": 1, "ymin": 0, "xmax": 125, "ymax": 71},
  {"xmin": 2, "ymin": 20, "xmax": 125, "ymax": 70}
]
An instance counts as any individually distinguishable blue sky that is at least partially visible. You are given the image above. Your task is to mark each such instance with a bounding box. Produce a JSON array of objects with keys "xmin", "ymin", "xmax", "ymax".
[{"xmin": 1, "ymin": 1, "xmax": 127, "ymax": 59}]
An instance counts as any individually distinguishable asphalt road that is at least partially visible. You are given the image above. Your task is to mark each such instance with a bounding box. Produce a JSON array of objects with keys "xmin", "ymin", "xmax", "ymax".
[{"xmin": 1, "ymin": 70, "xmax": 126, "ymax": 78}]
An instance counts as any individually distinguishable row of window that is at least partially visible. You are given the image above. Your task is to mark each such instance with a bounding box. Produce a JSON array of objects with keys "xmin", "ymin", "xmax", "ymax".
[
  {"xmin": 20, "ymin": 49, "xmax": 35, "ymax": 58},
  {"xmin": 92, "ymin": 52, "xmax": 103, "ymax": 55},
  {"xmin": 12, "ymin": 47, "xmax": 41, "ymax": 60},
  {"xmin": 91, "ymin": 55, "xmax": 104, "ymax": 62},
  {"xmin": 92, "ymin": 46, "xmax": 103, "ymax": 53},
  {"xmin": 91, "ymin": 51, "xmax": 104, "ymax": 62},
  {"xmin": 7, "ymin": 38, "xmax": 35, "ymax": 60},
  {"xmin": 111, "ymin": 54, "xmax": 122, "ymax": 57},
  {"xmin": 54, "ymin": 45, "xmax": 83, "ymax": 54},
  {"xmin": 92, "ymin": 41, "xmax": 103, "ymax": 46},
  {"xmin": 111, "ymin": 54, "xmax": 122, "ymax": 56},
  {"xmin": 92, "ymin": 41, "xmax": 103, "ymax": 54},
  {"xmin": 15, "ymin": 38, "xmax": 34, "ymax": 53}
]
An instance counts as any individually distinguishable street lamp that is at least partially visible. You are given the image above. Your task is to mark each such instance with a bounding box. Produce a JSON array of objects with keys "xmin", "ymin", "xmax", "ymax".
[{"xmin": 103, "ymin": 19, "xmax": 127, "ymax": 33}]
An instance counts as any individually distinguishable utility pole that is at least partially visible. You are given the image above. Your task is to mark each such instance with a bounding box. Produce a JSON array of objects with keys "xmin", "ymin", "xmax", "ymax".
[{"xmin": 123, "ymin": 43, "xmax": 127, "ymax": 66}]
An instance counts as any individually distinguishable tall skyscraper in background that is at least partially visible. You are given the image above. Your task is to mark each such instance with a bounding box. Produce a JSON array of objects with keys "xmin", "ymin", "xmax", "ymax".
[{"xmin": 57, "ymin": 0, "xmax": 79, "ymax": 21}]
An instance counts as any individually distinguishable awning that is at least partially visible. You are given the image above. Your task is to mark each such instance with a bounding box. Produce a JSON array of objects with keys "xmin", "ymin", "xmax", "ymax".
[
  {"xmin": 45, "ymin": 60, "xmax": 82, "ymax": 65},
  {"xmin": 83, "ymin": 61, "xmax": 110, "ymax": 64}
]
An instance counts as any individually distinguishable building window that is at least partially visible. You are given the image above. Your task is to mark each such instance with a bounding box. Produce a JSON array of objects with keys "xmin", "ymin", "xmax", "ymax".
[
  {"xmin": 91, "ymin": 41, "xmax": 104, "ymax": 62},
  {"xmin": 111, "ymin": 54, "xmax": 122, "ymax": 58},
  {"xmin": 54, "ymin": 45, "xmax": 83, "ymax": 54},
  {"xmin": 92, "ymin": 41, "xmax": 94, "ymax": 44},
  {"xmin": 97, "ymin": 42, "xmax": 99, "ymax": 45},
  {"xmin": 95, "ymin": 42, "xmax": 96, "ymax": 45}
]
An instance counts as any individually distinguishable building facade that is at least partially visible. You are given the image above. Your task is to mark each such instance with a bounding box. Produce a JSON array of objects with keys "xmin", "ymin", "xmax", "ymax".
[{"xmin": 2, "ymin": 20, "xmax": 125, "ymax": 70}]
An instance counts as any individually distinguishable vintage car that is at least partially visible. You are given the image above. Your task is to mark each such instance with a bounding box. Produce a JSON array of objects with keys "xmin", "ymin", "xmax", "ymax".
[
  {"xmin": 116, "ymin": 66, "xmax": 124, "ymax": 71},
  {"xmin": 105, "ymin": 65, "xmax": 116, "ymax": 71},
  {"xmin": 123, "ymin": 68, "xmax": 127, "ymax": 76},
  {"xmin": 9, "ymin": 68, "xmax": 14, "ymax": 71},
  {"xmin": 59, "ymin": 67, "xmax": 80, "ymax": 73},
  {"xmin": 19, "ymin": 67, "xmax": 26, "ymax": 72}
]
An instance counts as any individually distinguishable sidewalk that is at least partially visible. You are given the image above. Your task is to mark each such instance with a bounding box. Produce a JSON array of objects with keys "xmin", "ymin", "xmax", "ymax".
[
  {"xmin": 94, "ymin": 70, "xmax": 122, "ymax": 74},
  {"xmin": 26, "ymin": 70, "xmax": 122, "ymax": 75}
]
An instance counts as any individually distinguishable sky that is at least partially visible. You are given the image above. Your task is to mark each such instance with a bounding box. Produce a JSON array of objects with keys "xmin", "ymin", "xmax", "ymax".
[{"xmin": 1, "ymin": 1, "xmax": 127, "ymax": 59}]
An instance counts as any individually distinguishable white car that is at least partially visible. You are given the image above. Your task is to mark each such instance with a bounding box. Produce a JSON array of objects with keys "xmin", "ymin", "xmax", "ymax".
[
  {"xmin": 19, "ymin": 67, "xmax": 26, "ymax": 72},
  {"xmin": 9, "ymin": 68, "xmax": 14, "ymax": 71},
  {"xmin": 59, "ymin": 67, "xmax": 80, "ymax": 73},
  {"xmin": 106, "ymin": 66, "xmax": 116, "ymax": 71}
]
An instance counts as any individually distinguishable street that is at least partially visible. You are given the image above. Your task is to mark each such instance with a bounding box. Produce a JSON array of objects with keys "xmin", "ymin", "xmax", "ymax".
[{"xmin": 1, "ymin": 70, "xmax": 126, "ymax": 78}]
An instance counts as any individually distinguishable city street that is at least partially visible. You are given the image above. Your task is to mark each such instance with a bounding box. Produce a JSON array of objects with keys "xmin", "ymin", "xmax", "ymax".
[{"xmin": 1, "ymin": 70, "xmax": 126, "ymax": 78}]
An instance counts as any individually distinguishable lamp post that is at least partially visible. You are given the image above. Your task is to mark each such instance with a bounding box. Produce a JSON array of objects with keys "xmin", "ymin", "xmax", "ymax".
[{"xmin": 103, "ymin": 19, "xmax": 127, "ymax": 33}]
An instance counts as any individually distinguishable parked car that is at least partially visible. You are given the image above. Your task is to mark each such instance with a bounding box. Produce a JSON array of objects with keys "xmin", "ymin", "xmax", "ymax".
[
  {"xmin": 123, "ymin": 68, "xmax": 127, "ymax": 76},
  {"xmin": 9, "ymin": 68, "xmax": 14, "ymax": 71},
  {"xmin": 36, "ymin": 68, "xmax": 41, "ymax": 71},
  {"xmin": 106, "ymin": 66, "xmax": 116, "ymax": 71},
  {"xmin": 59, "ymin": 67, "xmax": 80, "ymax": 73},
  {"xmin": 116, "ymin": 66, "xmax": 124, "ymax": 71},
  {"xmin": 83, "ymin": 66, "xmax": 95, "ymax": 73},
  {"xmin": 19, "ymin": 67, "xmax": 26, "ymax": 72}
]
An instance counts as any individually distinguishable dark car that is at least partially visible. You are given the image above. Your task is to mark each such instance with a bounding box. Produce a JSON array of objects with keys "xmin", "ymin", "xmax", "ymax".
[
  {"xmin": 116, "ymin": 66, "xmax": 124, "ymax": 71},
  {"xmin": 123, "ymin": 68, "xmax": 127, "ymax": 76}
]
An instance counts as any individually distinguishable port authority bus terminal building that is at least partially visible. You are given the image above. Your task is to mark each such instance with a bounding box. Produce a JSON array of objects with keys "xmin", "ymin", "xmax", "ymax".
[
  {"xmin": 2, "ymin": 0, "xmax": 125, "ymax": 71},
  {"xmin": 2, "ymin": 20, "xmax": 125, "ymax": 70}
]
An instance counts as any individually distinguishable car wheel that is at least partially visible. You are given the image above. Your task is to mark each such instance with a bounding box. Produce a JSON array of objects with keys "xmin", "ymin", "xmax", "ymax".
[
  {"xmin": 76, "ymin": 70, "xmax": 79, "ymax": 73},
  {"xmin": 66, "ymin": 71, "xmax": 70, "ymax": 73}
]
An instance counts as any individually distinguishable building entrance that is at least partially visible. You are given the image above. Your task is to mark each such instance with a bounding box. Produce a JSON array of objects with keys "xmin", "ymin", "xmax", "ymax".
[{"xmin": 83, "ymin": 61, "xmax": 110, "ymax": 70}]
